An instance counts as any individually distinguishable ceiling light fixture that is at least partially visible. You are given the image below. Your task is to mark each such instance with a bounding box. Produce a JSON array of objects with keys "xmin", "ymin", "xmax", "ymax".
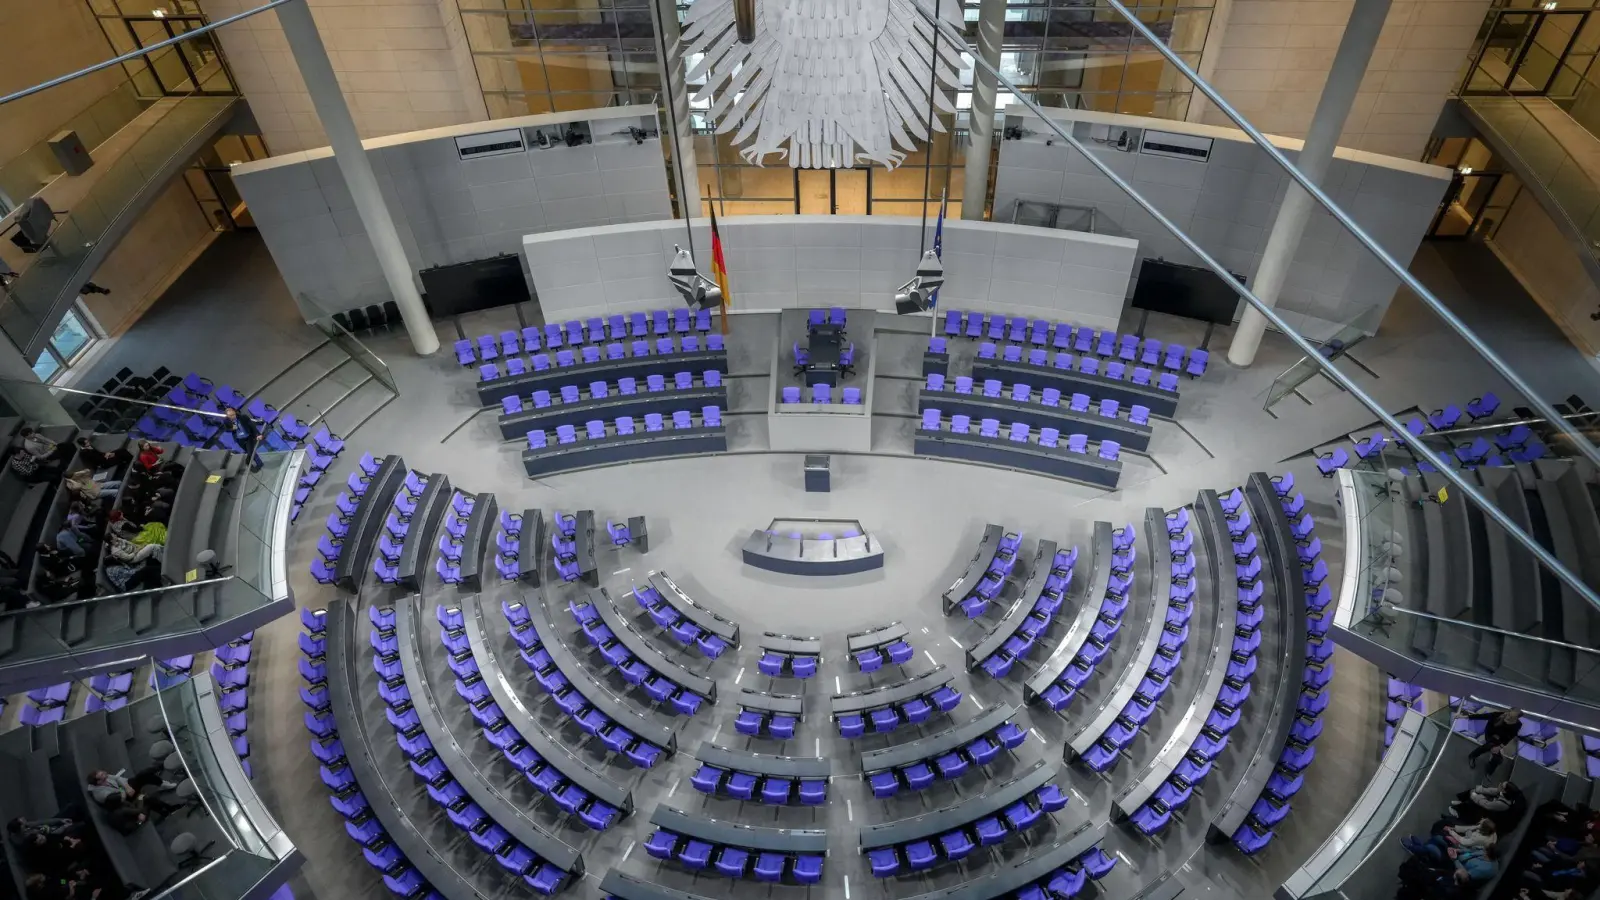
[{"xmin": 679, "ymin": 0, "xmax": 964, "ymax": 169}]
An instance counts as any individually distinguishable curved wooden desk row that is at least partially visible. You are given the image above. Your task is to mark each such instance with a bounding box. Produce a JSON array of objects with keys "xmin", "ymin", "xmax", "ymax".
[
  {"xmin": 965, "ymin": 539, "xmax": 1060, "ymax": 671},
  {"xmin": 915, "ymin": 427, "xmax": 1122, "ymax": 489},
  {"xmin": 696, "ymin": 741, "xmax": 831, "ymax": 779},
  {"xmin": 830, "ymin": 666, "xmax": 955, "ymax": 716},
  {"xmin": 646, "ymin": 570, "xmax": 739, "ymax": 643},
  {"xmin": 478, "ymin": 348, "xmax": 729, "ymax": 405},
  {"xmin": 522, "ymin": 426, "xmax": 727, "ymax": 478},
  {"xmin": 859, "ymin": 759, "xmax": 1060, "ymax": 850},
  {"xmin": 1024, "ymin": 522, "xmax": 1115, "ymax": 703},
  {"xmin": 860, "ymin": 703, "xmax": 1020, "ymax": 773},
  {"xmin": 579, "ymin": 587, "xmax": 716, "ymax": 700},
  {"xmin": 847, "ymin": 622, "xmax": 909, "ymax": 654},
  {"xmin": 394, "ymin": 474, "xmax": 451, "ymax": 590},
  {"xmin": 334, "ymin": 455, "xmax": 407, "ymax": 591},
  {"xmin": 455, "ymin": 492, "xmax": 498, "ymax": 590},
  {"xmin": 972, "ymin": 358, "xmax": 1179, "ymax": 417},
  {"xmin": 740, "ymin": 531, "xmax": 884, "ymax": 575},
  {"xmin": 498, "ymin": 385, "xmax": 728, "ymax": 439},
  {"xmin": 918, "ymin": 387, "xmax": 1154, "ymax": 452}
]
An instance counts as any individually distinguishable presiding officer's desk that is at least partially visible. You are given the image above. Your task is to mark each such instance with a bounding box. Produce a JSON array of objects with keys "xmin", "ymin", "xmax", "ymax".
[
  {"xmin": 915, "ymin": 427, "xmax": 1122, "ymax": 489},
  {"xmin": 478, "ymin": 347, "xmax": 729, "ymax": 405},
  {"xmin": 523, "ymin": 426, "xmax": 727, "ymax": 477},
  {"xmin": 498, "ymin": 385, "xmax": 727, "ymax": 439},
  {"xmin": 741, "ymin": 531, "xmax": 884, "ymax": 575}
]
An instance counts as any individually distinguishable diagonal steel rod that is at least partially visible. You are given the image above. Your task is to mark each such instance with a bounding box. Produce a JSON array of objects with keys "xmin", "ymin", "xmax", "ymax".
[
  {"xmin": 911, "ymin": 2, "xmax": 1600, "ymax": 614},
  {"xmin": 1088, "ymin": 0, "xmax": 1600, "ymax": 472},
  {"xmin": 0, "ymin": 0, "xmax": 293, "ymax": 107}
]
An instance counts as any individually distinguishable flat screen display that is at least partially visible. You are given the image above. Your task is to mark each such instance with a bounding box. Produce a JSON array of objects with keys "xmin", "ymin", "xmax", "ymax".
[
  {"xmin": 419, "ymin": 254, "xmax": 529, "ymax": 317},
  {"xmin": 1130, "ymin": 258, "xmax": 1244, "ymax": 326}
]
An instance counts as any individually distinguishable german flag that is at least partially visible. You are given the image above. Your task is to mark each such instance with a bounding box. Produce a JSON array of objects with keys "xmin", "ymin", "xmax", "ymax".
[{"xmin": 708, "ymin": 198, "xmax": 732, "ymax": 334}]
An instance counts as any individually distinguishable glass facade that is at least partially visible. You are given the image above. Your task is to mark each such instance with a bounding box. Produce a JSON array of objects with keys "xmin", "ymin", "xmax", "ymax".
[
  {"xmin": 457, "ymin": 0, "xmax": 1214, "ymax": 219},
  {"xmin": 1460, "ymin": 1, "xmax": 1600, "ymax": 134}
]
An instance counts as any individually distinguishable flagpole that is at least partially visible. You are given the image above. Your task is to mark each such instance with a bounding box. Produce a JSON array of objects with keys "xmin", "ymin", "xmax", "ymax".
[
  {"xmin": 707, "ymin": 185, "xmax": 731, "ymax": 336},
  {"xmin": 930, "ymin": 187, "xmax": 946, "ymax": 337}
]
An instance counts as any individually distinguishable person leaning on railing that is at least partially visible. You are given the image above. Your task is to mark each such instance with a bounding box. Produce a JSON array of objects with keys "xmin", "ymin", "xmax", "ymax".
[{"xmin": 1465, "ymin": 708, "xmax": 1523, "ymax": 776}]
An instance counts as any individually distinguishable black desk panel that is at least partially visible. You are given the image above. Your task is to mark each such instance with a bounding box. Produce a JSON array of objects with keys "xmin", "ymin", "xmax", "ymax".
[
  {"xmin": 695, "ymin": 743, "xmax": 831, "ymax": 779},
  {"xmin": 1069, "ymin": 508, "xmax": 1173, "ymax": 757},
  {"xmin": 741, "ymin": 531, "xmax": 884, "ymax": 575},
  {"xmin": 161, "ymin": 449, "xmax": 219, "ymax": 583},
  {"xmin": 599, "ymin": 871, "xmax": 716, "ymax": 900},
  {"xmin": 459, "ymin": 593, "xmax": 633, "ymax": 811},
  {"xmin": 966, "ymin": 540, "xmax": 1058, "ymax": 670},
  {"xmin": 924, "ymin": 351, "xmax": 950, "ymax": 378},
  {"xmin": 738, "ymin": 689, "xmax": 804, "ymax": 715},
  {"xmin": 941, "ymin": 524, "xmax": 1004, "ymax": 615},
  {"xmin": 323, "ymin": 601, "xmax": 480, "ymax": 898},
  {"xmin": 498, "ymin": 387, "xmax": 727, "ymax": 439},
  {"xmin": 649, "ymin": 571, "xmax": 739, "ymax": 643},
  {"xmin": 1209, "ymin": 474, "xmax": 1309, "ymax": 838},
  {"xmin": 522, "ymin": 428, "xmax": 728, "ymax": 478},
  {"xmin": 335, "ymin": 456, "xmax": 406, "ymax": 591},
  {"xmin": 846, "ymin": 622, "xmax": 909, "ymax": 654},
  {"xmin": 759, "ymin": 634, "xmax": 822, "ymax": 656},
  {"xmin": 830, "ymin": 666, "xmax": 952, "ymax": 715},
  {"xmin": 860, "ymin": 704, "xmax": 1018, "ymax": 774},
  {"xmin": 585, "ymin": 587, "xmax": 716, "ymax": 699},
  {"xmin": 396, "ymin": 476, "xmax": 450, "ymax": 591},
  {"xmin": 915, "ymin": 431, "xmax": 1122, "ymax": 489},
  {"xmin": 971, "ymin": 360, "xmax": 1179, "ymax": 417},
  {"xmin": 394, "ymin": 597, "xmax": 584, "ymax": 873},
  {"xmin": 517, "ymin": 507, "xmax": 545, "ymax": 585},
  {"xmin": 919, "ymin": 390, "xmax": 1153, "ymax": 452},
  {"xmin": 478, "ymin": 350, "xmax": 729, "ymax": 405},
  {"xmin": 891, "ymin": 824, "xmax": 1108, "ymax": 900},
  {"xmin": 1025, "ymin": 522, "xmax": 1113, "ymax": 703},
  {"xmin": 575, "ymin": 510, "xmax": 597, "ymax": 585},
  {"xmin": 522, "ymin": 591, "xmax": 677, "ymax": 751},
  {"xmin": 859, "ymin": 760, "xmax": 1058, "ymax": 850},
  {"xmin": 1114, "ymin": 492, "xmax": 1233, "ymax": 819},
  {"xmin": 651, "ymin": 804, "xmax": 828, "ymax": 853},
  {"xmin": 458, "ymin": 492, "xmax": 497, "ymax": 591}
]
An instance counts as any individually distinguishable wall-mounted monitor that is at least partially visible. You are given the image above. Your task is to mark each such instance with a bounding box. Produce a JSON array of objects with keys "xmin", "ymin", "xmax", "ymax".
[
  {"xmin": 1130, "ymin": 258, "xmax": 1244, "ymax": 326},
  {"xmin": 419, "ymin": 254, "xmax": 529, "ymax": 317}
]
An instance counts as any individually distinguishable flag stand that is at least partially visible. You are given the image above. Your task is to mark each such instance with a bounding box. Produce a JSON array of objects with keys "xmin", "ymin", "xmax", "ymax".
[{"xmin": 706, "ymin": 186, "xmax": 732, "ymax": 336}]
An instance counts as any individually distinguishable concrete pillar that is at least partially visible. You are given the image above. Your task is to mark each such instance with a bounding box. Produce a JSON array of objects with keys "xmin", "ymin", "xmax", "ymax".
[
  {"xmin": 1226, "ymin": 0, "xmax": 1391, "ymax": 367},
  {"xmin": 0, "ymin": 335, "xmax": 71, "ymax": 425},
  {"xmin": 650, "ymin": 0, "xmax": 701, "ymax": 229},
  {"xmin": 275, "ymin": 0, "xmax": 439, "ymax": 356},
  {"xmin": 962, "ymin": 0, "xmax": 1006, "ymax": 221}
]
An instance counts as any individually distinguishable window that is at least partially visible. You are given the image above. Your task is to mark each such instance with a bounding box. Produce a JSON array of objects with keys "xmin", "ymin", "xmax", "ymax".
[{"xmin": 30, "ymin": 307, "xmax": 99, "ymax": 385}]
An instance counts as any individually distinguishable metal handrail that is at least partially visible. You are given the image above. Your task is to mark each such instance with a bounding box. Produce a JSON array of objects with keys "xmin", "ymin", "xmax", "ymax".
[
  {"xmin": 1387, "ymin": 605, "xmax": 1600, "ymax": 657},
  {"xmin": 0, "ymin": 0, "xmax": 293, "ymax": 107},
  {"xmin": 910, "ymin": 3, "xmax": 1600, "ymax": 617},
  {"xmin": 6, "ymin": 379, "xmax": 232, "ymax": 420},
  {"xmin": 1087, "ymin": 0, "xmax": 1600, "ymax": 474},
  {"xmin": 0, "ymin": 576, "xmax": 236, "ymax": 618}
]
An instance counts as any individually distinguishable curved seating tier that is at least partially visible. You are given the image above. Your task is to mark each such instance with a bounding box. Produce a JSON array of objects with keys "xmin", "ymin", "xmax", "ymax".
[
  {"xmin": 599, "ymin": 870, "xmax": 716, "ymax": 900},
  {"xmin": 1024, "ymin": 522, "xmax": 1121, "ymax": 712},
  {"xmin": 941, "ymin": 524, "xmax": 1010, "ymax": 617},
  {"xmin": 916, "ymin": 413, "xmax": 1123, "ymax": 489},
  {"xmin": 756, "ymin": 632, "xmax": 822, "ymax": 679},
  {"xmin": 634, "ymin": 570, "xmax": 739, "ymax": 655},
  {"xmin": 459, "ymin": 593, "xmax": 639, "ymax": 806},
  {"xmin": 830, "ymin": 666, "xmax": 961, "ymax": 737},
  {"xmin": 920, "ymin": 375, "xmax": 1154, "ymax": 451},
  {"xmin": 1068, "ymin": 507, "xmax": 1189, "ymax": 767},
  {"xmin": 861, "ymin": 760, "xmax": 1067, "ymax": 877},
  {"xmin": 969, "ymin": 539, "xmax": 1070, "ymax": 677},
  {"xmin": 477, "ymin": 336, "xmax": 727, "ymax": 405},
  {"xmin": 451, "ymin": 492, "xmax": 498, "ymax": 590},
  {"xmin": 645, "ymin": 803, "xmax": 826, "ymax": 883},
  {"xmin": 1217, "ymin": 473, "xmax": 1323, "ymax": 853},
  {"xmin": 497, "ymin": 374, "xmax": 726, "ymax": 438},
  {"xmin": 371, "ymin": 471, "xmax": 449, "ymax": 589},
  {"xmin": 860, "ymin": 703, "xmax": 1028, "ymax": 799},
  {"xmin": 971, "ymin": 355, "xmax": 1180, "ymax": 418},
  {"xmin": 333, "ymin": 454, "xmax": 407, "ymax": 590},
  {"xmin": 846, "ymin": 622, "xmax": 914, "ymax": 674},
  {"xmin": 941, "ymin": 309, "xmax": 1207, "ymax": 377},
  {"xmin": 523, "ymin": 409, "xmax": 727, "ymax": 478},
  {"xmin": 872, "ymin": 822, "xmax": 1112, "ymax": 900},
  {"xmin": 0, "ymin": 423, "xmax": 75, "ymax": 567},
  {"xmin": 390, "ymin": 596, "xmax": 588, "ymax": 869},
  {"xmin": 690, "ymin": 742, "xmax": 829, "ymax": 805},
  {"xmin": 505, "ymin": 591, "xmax": 678, "ymax": 753},
  {"xmin": 457, "ymin": 309, "xmax": 714, "ymax": 369},
  {"xmin": 569, "ymin": 587, "xmax": 715, "ymax": 711},
  {"xmin": 734, "ymin": 689, "xmax": 805, "ymax": 739},
  {"xmin": 741, "ymin": 529, "xmax": 885, "ymax": 575}
]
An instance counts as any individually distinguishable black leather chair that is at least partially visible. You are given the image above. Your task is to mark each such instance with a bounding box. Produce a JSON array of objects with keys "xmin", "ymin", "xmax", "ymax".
[
  {"xmin": 333, "ymin": 312, "xmax": 353, "ymax": 332},
  {"xmin": 348, "ymin": 308, "xmax": 369, "ymax": 332},
  {"xmin": 382, "ymin": 300, "xmax": 400, "ymax": 327},
  {"xmin": 365, "ymin": 304, "xmax": 385, "ymax": 330}
]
